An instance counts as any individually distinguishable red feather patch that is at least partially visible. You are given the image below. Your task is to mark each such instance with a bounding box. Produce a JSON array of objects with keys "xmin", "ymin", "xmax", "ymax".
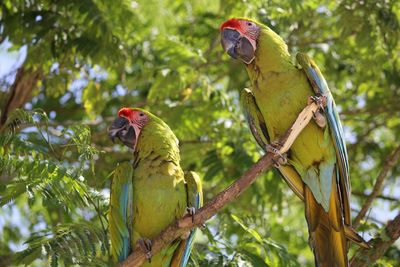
[
  {"xmin": 118, "ymin": 107, "xmax": 132, "ymax": 118},
  {"xmin": 220, "ymin": 18, "xmax": 241, "ymax": 32}
]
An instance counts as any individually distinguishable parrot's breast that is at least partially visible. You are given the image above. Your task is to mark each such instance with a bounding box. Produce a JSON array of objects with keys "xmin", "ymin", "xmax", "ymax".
[
  {"xmin": 131, "ymin": 156, "xmax": 187, "ymax": 266},
  {"xmin": 133, "ymin": 159, "xmax": 186, "ymax": 238}
]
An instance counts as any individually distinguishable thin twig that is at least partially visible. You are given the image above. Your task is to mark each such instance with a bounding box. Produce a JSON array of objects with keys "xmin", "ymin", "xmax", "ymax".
[
  {"xmin": 352, "ymin": 191, "xmax": 399, "ymax": 203},
  {"xmin": 353, "ymin": 145, "xmax": 400, "ymax": 227},
  {"xmin": 118, "ymin": 102, "xmax": 319, "ymax": 267},
  {"xmin": 351, "ymin": 208, "xmax": 385, "ymax": 225}
]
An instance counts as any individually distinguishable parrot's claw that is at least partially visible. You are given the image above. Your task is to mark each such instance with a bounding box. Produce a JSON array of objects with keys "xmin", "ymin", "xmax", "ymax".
[
  {"xmin": 185, "ymin": 207, "xmax": 196, "ymax": 223},
  {"xmin": 181, "ymin": 206, "xmax": 195, "ymax": 240},
  {"xmin": 312, "ymin": 110, "xmax": 327, "ymax": 128},
  {"xmin": 272, "ymin": 153, "xmax": 287, "ymax": 168},
  {"xmin": 265, "ymin": 142, "xmax": 287, "ymax": 168},
  {"xmin": 308, "ymin": 94, "xmax": 327, "ymax": 109},
  {"xmin": 308, "ymin": 94, "xmax": 327, "ymax": 128},
  {"xmin": 138, "ymin": 238, "xmax": 152, "ymax": 262}
]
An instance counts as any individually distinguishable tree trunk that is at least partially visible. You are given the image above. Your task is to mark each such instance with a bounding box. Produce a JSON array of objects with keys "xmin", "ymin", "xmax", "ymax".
[{"xmin": 0, "ymin": 67, "xmax": 42, "ymax": 129}]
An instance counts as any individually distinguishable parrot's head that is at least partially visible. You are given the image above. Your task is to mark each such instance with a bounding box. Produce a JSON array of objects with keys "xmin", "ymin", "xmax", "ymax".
[
  {"xmin": 108, "ymin": 108, "xmax": 150, "ymax": 151},
  {"xmin": 220, "ymin": 18, "xmax": 261, "ymax": 64}
]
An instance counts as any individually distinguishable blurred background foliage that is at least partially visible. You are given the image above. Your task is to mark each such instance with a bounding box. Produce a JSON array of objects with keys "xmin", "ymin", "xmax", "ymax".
[{"xmin": 0, "ymin": 0, "xmax": 399, "ymax": 266}]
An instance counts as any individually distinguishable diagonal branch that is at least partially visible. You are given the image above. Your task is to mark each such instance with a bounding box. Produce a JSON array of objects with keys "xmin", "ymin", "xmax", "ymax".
[
  {"xmin": 118, "ymin": 102, "xmax": 320, "ymax": 267},
  {"xmin": 353, "ymin": 145, "xmax": 400, "ymax": 227},
  {"xmin": 350, "ymin": 212, "xmax": 400, "ymax": 267}
]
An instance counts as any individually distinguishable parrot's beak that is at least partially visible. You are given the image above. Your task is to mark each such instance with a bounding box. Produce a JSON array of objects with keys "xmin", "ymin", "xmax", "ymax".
[
  {"xmin": 108, "ymin": 117, "xmax": 136, "ymax": 149},
  {"xmin": 221, "ymin": 28, "xmax": 255, "ymax": 64},
  {"xmin": 221, "ymin": 28, "xmax": 241, "ymax": 59}
]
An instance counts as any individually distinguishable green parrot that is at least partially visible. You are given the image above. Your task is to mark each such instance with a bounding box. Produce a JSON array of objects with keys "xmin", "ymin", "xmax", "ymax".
[
  {"xmin": 220, "ymin": 18, "xmax": 368, "ymax": 267},
  {"xmin": 107, "ymin": 107, "xmax": 202, "ymax": 266}
]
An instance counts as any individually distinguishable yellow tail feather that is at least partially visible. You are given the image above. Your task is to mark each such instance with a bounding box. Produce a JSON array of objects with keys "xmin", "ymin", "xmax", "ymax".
[{"xmin": 304, "ymin": 177, "xmax": 348, "ymax": 267}]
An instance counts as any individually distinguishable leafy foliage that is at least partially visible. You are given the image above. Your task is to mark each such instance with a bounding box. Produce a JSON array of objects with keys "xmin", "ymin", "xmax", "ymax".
[
  {"xmin": 15, "ymin": 222, "xmax": 108, "ymax": 267},
  {"xmin": 1, "ymin": 0, "xmax": 399, "ymax": 266}
]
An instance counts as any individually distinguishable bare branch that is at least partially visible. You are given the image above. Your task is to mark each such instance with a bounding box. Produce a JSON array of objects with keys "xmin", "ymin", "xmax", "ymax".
[
  {"xmin": 118, "ymin": 102, "xmax": 320, "ymax": 267},
  {"xmin": 352, "ymin": 191, "xmax": 399, "ymax": 203},
  {"xmin": 353, "ymin": 145, "xmax": 400, "ymax": 227},
  {"xmin": 350, "ymin": 212, "xmax": 400, "ymax": 267}
]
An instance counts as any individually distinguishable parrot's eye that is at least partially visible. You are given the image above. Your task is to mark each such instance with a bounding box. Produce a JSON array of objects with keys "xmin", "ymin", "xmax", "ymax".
[
  {"xmin": 139, "ymin": 113, "xmax": 144, "ymax": 117},
  {"xmin": 247, "ymin": 22, "xmax": 253, "ymax": 26}
]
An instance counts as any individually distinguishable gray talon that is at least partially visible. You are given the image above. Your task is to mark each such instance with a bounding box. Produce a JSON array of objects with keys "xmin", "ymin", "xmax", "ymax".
[
  {"xmin": 186, "ymin": 207, "xmax": 196, "ymax": 223},
  {"xmin": 313, "ymin": 110, "xmax": 327, "ymax": 128},
  {"xmin": 266, "ymin": 142, "xmax": 287, "ymax": 167},
  {"xmin": 308, "ymin": 94, "xmax": 327, "ymax": 109},
  {"xmin": 272, "ymin": 154, "xmax": 287, "ymax": 168},
  {"xmin": 308, "ymin": 94, "xmax": 327, "ymax": 128},
  {"xmin": 138, "ymin": 238, "xmax": 152, "ymax": 262}
]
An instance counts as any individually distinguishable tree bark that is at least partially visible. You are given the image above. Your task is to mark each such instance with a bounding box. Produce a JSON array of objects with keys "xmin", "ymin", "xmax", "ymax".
[{"xmin": 0, "ymin": 67, "xmax": 41, "ymax": 129}]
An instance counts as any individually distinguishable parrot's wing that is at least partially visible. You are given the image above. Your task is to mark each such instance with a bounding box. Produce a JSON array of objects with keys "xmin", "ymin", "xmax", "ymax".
[
  {"xmin": 241, "ymin": 88, "xmax": 305, "ymax": 199},
  {"xmin": 171, "ymin": 171, "xmax": 203, "ymax": 267},
  {"xmin": 109, "ymin": 161, "xmax": 134, "ymax": 262},
  {"xmin": 240, "ymin": 88, "xmax": 270, "ymax": 148},
  {"xmin": 296, "ymin": 53, "xmax": 351, "ymax": 225}
]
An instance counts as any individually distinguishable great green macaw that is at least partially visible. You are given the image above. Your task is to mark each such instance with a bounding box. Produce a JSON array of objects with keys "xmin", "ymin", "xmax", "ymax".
[
  {"xmin": 108, "ymin": 107, "xmax": 202, "ymax": 266},
  {"xmin": 220, "ymin": 18, "xmax": 368, "ymax": 267}
]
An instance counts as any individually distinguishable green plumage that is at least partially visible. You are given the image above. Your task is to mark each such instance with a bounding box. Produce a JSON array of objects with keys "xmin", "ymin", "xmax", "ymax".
[
  {"xmin": 236, "ymin": 20, "xmax": 352, "ymax": 266},
  {"xmin": 245, "ymin": 24, "xmax": 336, "ymax": 210},
  {"xmin": 109, "ymin": 109, "xmax": 202, "ymax": 266}
]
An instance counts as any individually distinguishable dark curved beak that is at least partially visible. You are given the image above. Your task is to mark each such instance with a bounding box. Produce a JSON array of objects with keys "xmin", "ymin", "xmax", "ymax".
[
  {"xmin": 221, "ymin": 28, "xmax": 255, "ymax": 64},
  {"xmin": 108, "ymin": 117, "xmax": 136, "ymax": 149},
  {"xmin": 221, "ymin": 28, "xmax": 241, "ymax": 59}
]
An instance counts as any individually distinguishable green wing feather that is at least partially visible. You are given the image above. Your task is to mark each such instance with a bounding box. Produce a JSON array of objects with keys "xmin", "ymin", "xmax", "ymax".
[
  {"xmin": 109, "ymin": 161, "xmax": 134, "ymax": 262},
  {"xmin": 240, "ymin": 88, "xmax": 270, "ymax": 149},
  {"xmin": 240, "ymin": 88, "xmax": 305, "ymax": 199}
]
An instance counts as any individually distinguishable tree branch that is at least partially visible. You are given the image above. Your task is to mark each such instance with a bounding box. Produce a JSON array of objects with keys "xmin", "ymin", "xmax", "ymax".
[
  {"xmin": 353, "ymin": 145, "xmax": 400, "ymax": 227},
  {"xmin": 118, "ymin": 102, "xmax": 320, "ymax": 267},
  {"xmin": 0, "ymin": 67, "xmax": 42, "ymax": 130},
  {"xmin": 352, "ymin": 191, "xmax": 399, "ymax": 203},
  {"xmin": 350, "ymin": 212, "xmax": 400, "ymax": 267}
]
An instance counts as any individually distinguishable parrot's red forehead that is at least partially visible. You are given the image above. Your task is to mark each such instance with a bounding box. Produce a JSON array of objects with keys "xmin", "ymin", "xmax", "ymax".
[
  {"xmin": 220, "ymin": 18, "xmax": 241, "ymax": 32},
  {"xmin": 118, "ymin": 108, "xmax": 133, "ymax": 118}
]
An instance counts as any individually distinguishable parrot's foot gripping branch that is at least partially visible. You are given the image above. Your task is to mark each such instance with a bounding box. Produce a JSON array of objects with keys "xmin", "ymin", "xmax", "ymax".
[
  {"xmin": 308, "ymin": 94, "xmax": 328, "ymax": 128},
  {"xmin": 138, "ymin": 238, "xmax": 152, "ymax": 262},
  {"xmin": 184, "ymin": 207, "xmax": 205, "ymax": 230},
  {"xmin": 265, "ymin": 142, "xmax": 287, "ymax": 168},
  {"xmin": 185, "ymin": 207, "xmax": 196, "ymax": 223},
  {"xmin": 181, "ymin": 207, "xmax": 203, "ymax": 240},
  {"xmin": 308, "ymin": 94, "xmax": 327, "ymax": 108}
]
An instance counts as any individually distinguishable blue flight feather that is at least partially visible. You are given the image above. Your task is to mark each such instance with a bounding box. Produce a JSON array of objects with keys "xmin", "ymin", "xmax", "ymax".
[
  {"xmin": 307, "ymin": 66, "xmax": 349, "ymax": 183},
  {"xmin": 119, "ymin": 183, "xmax": 131, "ymax": 262},
  {"xmin": 180, "ymin": 193, "xmax": 201, "ymax": 267}
]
